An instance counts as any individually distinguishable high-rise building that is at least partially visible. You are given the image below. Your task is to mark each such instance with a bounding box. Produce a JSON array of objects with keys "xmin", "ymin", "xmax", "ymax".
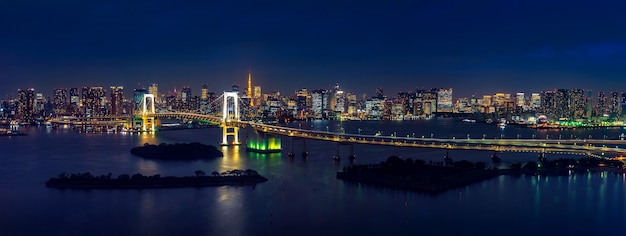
[
  {"xmin": 69, "ymin": 88, "xmax": 80, "ymax": 115},
  {"xmin": 248, "ymin": 71, "xmax": 253, "ymax": 106},
  {"xmin": 82, "ymin": 86, "xmax": 106, "ymax": 117},
  {"xmin": 148, "ymin": 84, "xmax": 159, "ymax": 103},
  {"xmin": 610, "ymin": 91, "xmax": 621, "ymax": 118},
  {"xmin": 540, "ymin": 90, "xmax": 556, "ymax": 120},
  {"xmin": 133, "ymin": 88, "xmax": 147, "ymax": 112},
  {"xmin": 53, "ymin": 88, "xmax": 67, "ymax": 115},
  {"xmin": 311, "ymin": 89, "xmax": 329, "ymax": 118},
  {"xmin": 530, "ymin": 93, "xmax": 541, "ymax": 110},
  {"xmin": 35, "ymin": 93, "xmax": 45, "ymax": 116},
  {"xmin": 596, "ymin": 92, "xmax": 607, "ymax": 116},
  {"xmin": 110, "ymin": 86, "xmax": 124, "ymax": 115},
  {"xmin": 435, "ymin": 88, "xmax": 453, "ymax": 113},
  {"xmin": 17, "ymin": 88, "xmax": 35, "ymax": 123},
  {"xmin": 569, "ymin": 89, "xmax": 586, "ymax": 120},
  {"xmin": 422, "ymin": 92, "xmax": 437, "ymax": 115},
  {"xmin": 201, "ymin": 84, "xmax": 209, "ymax": 101},
  {"xmin": 516, "ymin": 93, "xmax": 525, "ymax": 107},
  {"xmin": 554, "ymin": 89, "xmax": 568, "ymax": 120},
  {"xmin": 253, "ymin": 86, "xmax": 262, "ymax": 106}
]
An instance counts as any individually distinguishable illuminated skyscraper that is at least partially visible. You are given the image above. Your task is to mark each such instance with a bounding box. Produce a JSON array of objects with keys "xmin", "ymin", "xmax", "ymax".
[
  {"xmin": 516, "ymin": 93, "xmax": 525, "ymax": 107},
  {"xmin": 82, "ymin": 86, "xmax": 106, "ymax": 117},
  {"xmin": 596, "ymin": 92, "xmax": 607, "ymax": 116},
  {"xmin": 530, "ymin": 93, "xmax": 541, "ymax": 110},
  {"xmin": 110, "ymin": 86, "xmax": 124, "ymax": 115},
  {"xmin": 17, "ymin": 88, "xmax": 35, "ymax": 123},
  {"xmin": 248, "ymin": 71, "xmax": 253, "ymax": 106},
  {"xmin": 69, "ymin": 88, "xmax": 80, "ymax": 115},
  {"xmin": 53, "ymin": 88, "xmax": 67, "ymax": 115},
  {"xmin": 610, "ymin": 91, "xmax": 621, "ymax": 118},
  {"xmin": 540, "ymin": 90, "xmax": 556, "ymax": 120},
  {"xmin": 311, "ymin": 89, "xmax": 329, "ymax": 118},
  {"xmin": 148, "ymin": 84, "xmax": 159, "ymax": 103},
  {"xmin": 201, "ymin": 84, "xmax": 209, "ymax": 101},
  {"xmin": 253, "ymin": 86, "xmax": 261, "ymax": 106},
  {"xmin": 435, "ymin": 88, "xmax": 453, "ymax": 113}
]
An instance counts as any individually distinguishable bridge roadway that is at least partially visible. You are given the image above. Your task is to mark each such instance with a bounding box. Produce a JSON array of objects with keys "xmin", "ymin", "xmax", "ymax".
[
  {"xmin": 154, "ymin": 113, "xmax": 626, "ymax": 157},
  {"xmin": 51, "ymin": 112, "xmax": 626, "ymax": 157}
]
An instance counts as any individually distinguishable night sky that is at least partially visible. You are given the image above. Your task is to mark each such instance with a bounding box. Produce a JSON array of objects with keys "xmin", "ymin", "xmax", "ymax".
[{"xmin": 2, "ymin": 0, "xmax": 626, "ymax": 98}]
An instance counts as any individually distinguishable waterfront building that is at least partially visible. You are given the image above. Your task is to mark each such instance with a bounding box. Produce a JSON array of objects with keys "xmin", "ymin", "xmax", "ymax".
[
  {"xmin": 596, "ymin": 91, "xmax": 607, "ymax": 117},
  {"xmin": 530, "ymin": 93, "xmax": 541, "ymax": 111},
  {"xmin": 346, "ymin": 92, "xmax": 358, "ymax": 117},
  {"xmin": 110, "ymin": 86, "xmax": 124, "ymax": 115},
  {"xmin": 621, "ymin": 92, "xmax": 626, "ymax": 118},
  {"xmin": 82, "ymin": 86, "xmax": 106, "ymax": 117},
  {"xmin": 17, "ymin": 88, "xmax": 35, "ymax": 123},
  {"xmin": 422, "ymin": 91, "xmax": 437, "ymax": 115},
  {"xmin": 435, "ymin": 88, "xmax": 453, "ymax": 113},
  {"xmin": 365, "ymin": 97, "xmax": 384, "ymax": 119},
  {"xmin": 516, "ymin": 92, "xmax": 525, "ymax": 107},
  {"xmin": 201, "ymin": 84, "xmax": 208, "ymax": 101},
  {"xmin": 311, "ymin": 89, "xmax": 330, "ymax": 118},
  {"xmin": 412, "ymin": 90, "xmax": 424, "ymax": 116},
  {"xmin": 610, "ymin": 91, "xmax": 621, "ymax": 118},
  {"xmin": 540, "ymin": 90, "xmax": 556, "ymax": 120},
  {"xmin": 69, "ymin": 88, "xmax": 80, "ymax": 116},
  {"xmin": 53, "ymin": 88, "xmax": 67, "ymax": 115},
  {"xmin": 34, "ymin": 93, "xmax": 46, "ymax": 117},
  {"xmin": 569, "ymin": 89, "xmax": 586, "ymax": 120}
]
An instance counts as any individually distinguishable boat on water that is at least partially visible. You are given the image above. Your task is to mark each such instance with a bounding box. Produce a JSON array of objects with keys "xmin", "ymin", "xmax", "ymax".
[
  {"xmin": 497, "ymin": 122, "xmax": 506, "ymax": 129},
  {"xmin": 462, "ymin": 119, "xmax": 476, "ymax": 123}
]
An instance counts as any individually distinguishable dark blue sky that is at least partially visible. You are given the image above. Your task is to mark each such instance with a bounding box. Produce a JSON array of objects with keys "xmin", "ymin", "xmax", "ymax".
[{"xmin": 2, "ymin": 0, "xmax": 626, "ymax": 98}]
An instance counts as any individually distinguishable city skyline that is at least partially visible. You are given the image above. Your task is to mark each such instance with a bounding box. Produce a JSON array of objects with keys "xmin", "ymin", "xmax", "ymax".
[{"xmin": 3, "ymin": 1, "xmax": 626, "ymax": 98}]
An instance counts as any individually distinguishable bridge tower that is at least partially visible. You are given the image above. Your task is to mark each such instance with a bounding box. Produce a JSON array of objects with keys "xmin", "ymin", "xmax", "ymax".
[
  {"xmin": 221, "ymin": 92, "xmax": 240, "ymax": 145},
  {"xmin": 142, "ymin": 94, "xmax": 156, "ymax": 132}
]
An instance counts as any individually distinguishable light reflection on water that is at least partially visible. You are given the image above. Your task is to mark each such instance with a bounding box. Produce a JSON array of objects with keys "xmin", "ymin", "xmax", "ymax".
[{"xmin": 2, "ymin": 121, "xmax": 626, "ymax": 235}]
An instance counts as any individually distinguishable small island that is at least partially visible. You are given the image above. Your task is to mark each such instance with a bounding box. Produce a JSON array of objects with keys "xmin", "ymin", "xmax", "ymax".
[
  {"xmin": 131, "ymin": 142, "xmax": 223, "ymax": 160},
  {"xmin": 337, "ymin": 156, "xmax": 626, "ymax": 193},
  {"xmin": 337, "ymin": 156, "xmax": 498, "ymax": 193},
  {"xmin": 46, "ymin": 169, "xmax": 268, "ymax": 189}
]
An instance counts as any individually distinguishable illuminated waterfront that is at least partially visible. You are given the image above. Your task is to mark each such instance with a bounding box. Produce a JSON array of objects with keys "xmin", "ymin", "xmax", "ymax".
[{"xmin": 2, "ymin": 119, "xmax": 626, "ymax": 235}]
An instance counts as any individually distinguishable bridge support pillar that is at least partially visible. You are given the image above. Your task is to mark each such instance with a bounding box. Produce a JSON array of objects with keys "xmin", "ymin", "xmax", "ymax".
[
  {"xmin": 221, "ymin": 125, "xmax": 240, "ymax": 146},
  {"xmin": 141, "ymin": 94, "xmax": 156, "ymax": 132}
]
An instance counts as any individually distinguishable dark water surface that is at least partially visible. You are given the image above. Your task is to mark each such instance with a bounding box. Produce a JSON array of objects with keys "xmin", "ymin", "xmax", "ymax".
[{"xmin": 1, "ymin": 119, "xmax": 625, "ymax": 235}]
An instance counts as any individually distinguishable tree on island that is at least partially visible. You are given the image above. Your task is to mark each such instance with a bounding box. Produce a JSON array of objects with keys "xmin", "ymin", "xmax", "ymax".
[{"xmin": 195, "ymin": 170, "xmax": 206, "ymax": 177}]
